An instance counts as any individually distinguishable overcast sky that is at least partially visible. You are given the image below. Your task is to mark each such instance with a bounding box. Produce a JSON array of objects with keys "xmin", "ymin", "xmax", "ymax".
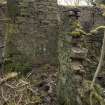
[{"xmin": 58, "ymin": 0, "xmax": 89, "ymax": 6}]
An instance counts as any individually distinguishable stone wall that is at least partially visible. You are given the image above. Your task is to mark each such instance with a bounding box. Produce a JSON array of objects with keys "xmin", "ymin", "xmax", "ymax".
[
  {"xmin": 34, "ymin": 0, "xmax": 59, "ymax": 64},
  {"xmin": 5, "ymin": 0, "xmax": 58, "ymax": 72},
  {"xmin": 79, "ymin": 7, "xmax": 105, "ymax": 31},
  {"xmin": 2, "ymin": 2, "xmax": 105, "ymax": 72},
  {"xmin": 59, "ymin": 6, "xmax": 105, "ymax": 31},
  {"xmin": 58, "ymin": 6, "xmax": 105, "ymax": 86}
]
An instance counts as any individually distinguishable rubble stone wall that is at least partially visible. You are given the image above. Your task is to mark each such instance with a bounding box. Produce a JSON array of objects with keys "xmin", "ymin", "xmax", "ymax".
[
  {"xmin": 59, "ymin": 6, "xmax": 105, "ymax": 31},
  {"xmin": 58, "ymin": 6, "xmax": 105, "ymax": 85},
  {"xmin": 1, "ymin": 3, "xmax": 105, "ymax": 72},
  {"xmin": 5, "ymin": 0, "xmax": 58, "ymax": 73}
]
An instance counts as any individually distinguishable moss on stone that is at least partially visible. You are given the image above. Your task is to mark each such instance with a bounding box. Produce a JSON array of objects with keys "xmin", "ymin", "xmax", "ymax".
[
  {"xmin": 67, "ymin": 29, "xmax": 87, "ymax": 37},
  {"xmin": 90, "ymin": 26, "xmax": 105, "ymax": 34},
  {"xmin": 66, "ymin": 20, "xmax": 87, "ymax": 37},
  {"xmin": 71, "ymin": 20, "xmax": 82, "ymax": 29}
]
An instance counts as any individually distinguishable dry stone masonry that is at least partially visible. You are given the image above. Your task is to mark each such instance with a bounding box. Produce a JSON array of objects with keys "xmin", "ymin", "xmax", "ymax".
[
  {"xmin": 5, "ymin": 0, "xmax": 58, "ymax": 72},
  {"xmin": 1, "ymin": 1, "xmax": 105, "ymax": 76},
  {"xmin": 59, "ymin": 6, "xmax": 105, "ymax": 32}
]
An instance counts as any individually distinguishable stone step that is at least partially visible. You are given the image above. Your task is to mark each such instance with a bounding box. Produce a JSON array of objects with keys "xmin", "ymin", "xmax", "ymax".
[
  {"xmin": 71, "ymin": 61, "xmax": 86, "ymax": 78},
  {"xmin": 70, "ymin": 47, "xmax": 88, "ymax": 59},
  {"xmin": 71, "ymin": 61, "xmax": 83, "ymax": 71}
]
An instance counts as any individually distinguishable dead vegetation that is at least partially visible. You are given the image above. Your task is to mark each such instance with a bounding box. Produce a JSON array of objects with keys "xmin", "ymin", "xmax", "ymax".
[{"xmin": 0, "ymin": 64, "xmax": 57, "ymax": 105}]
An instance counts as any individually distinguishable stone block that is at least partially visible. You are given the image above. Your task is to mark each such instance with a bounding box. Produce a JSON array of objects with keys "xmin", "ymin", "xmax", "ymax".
[{"xmin": 71, "ymin": 47, "xmax": 88, "ymax": 59}]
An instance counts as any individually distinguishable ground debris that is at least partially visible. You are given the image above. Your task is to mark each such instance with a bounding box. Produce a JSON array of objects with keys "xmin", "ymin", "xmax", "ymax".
[{"xmin": 0, "ymin": 64, "xmax": 57, "ymax": 105}]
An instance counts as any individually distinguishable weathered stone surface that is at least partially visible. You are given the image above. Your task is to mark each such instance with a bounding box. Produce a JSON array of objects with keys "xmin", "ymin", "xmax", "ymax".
[
  {"xmin": 3, "ymin": 4, "xmax": 105, "ymax": 67},
  {"xmin": 71, "ymin": 61, "xmax": 84, "ymax": 71},
  {"xmin": 70, "ymin": 47, "xmax": 88, "ymax": 59},
  {"xmin": 5, "ymin": 0, "xmax": 58, "ymax": 72},
  {"xmin": 59, "ymin": 6, "xmax": 105, "ymax": 32}
]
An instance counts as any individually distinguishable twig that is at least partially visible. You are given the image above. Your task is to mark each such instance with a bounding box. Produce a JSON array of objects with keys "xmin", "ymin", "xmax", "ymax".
[
  {"xmin": 17, "ymin": 94, "xmax": 24, "ymax": 105},
  {"xmin": 27, "ymin": 87, "xmax": 37, "ymax": 94},
  {"xmin": 5, "ymin": 83, "xmax": 16, "ymax": 89},
  {"xmin": 1, "ymin": 87, "xmax": 9, "ymax": 104},
  {"xmin": 25, "ymin": 71, "xmax": 33, "ymax": 80}
]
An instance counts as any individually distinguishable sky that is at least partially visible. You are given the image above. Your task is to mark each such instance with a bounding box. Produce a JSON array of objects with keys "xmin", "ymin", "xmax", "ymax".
[{"xmin": 58, "ymin": 0, "xmax": 89, "ymax": 6}]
